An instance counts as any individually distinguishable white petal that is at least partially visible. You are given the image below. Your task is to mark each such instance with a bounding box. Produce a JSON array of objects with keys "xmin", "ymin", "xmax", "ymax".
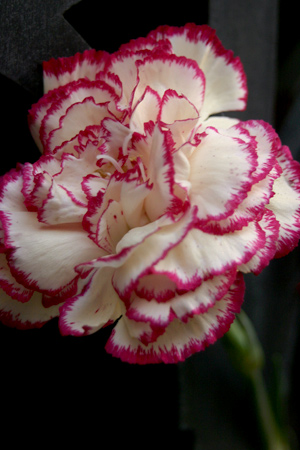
[
  {"xmin": 203, "ymin": 166, "xmax": 280, "ymax": 234},
  {"xmin": 199, "ymin": 116, "xmax": 240, "ymax": 129},
  {"xmin": 105, "ymin": 273, "xmax": 244, "ymax": 363},
  {"xmin": 53, "ymin": 143, "xmax": 103, "ymax": 205},
  {"xmin": 130, "ymin": 87, "xmax": 161, "ymax": 132},
  {"xmin": 113, "ymin": 207, "xmax": 198, "ymax": 299},
  {"xmin": 40, "ymin": 80, "xmax": 117, "ymax": 150},
  {"xmin": 43, "ymin": 49, "xmax": 109, "ymax": 92},
  {"xmin": 188, "ymin": 126, "xmax": 257, "ymax": 221},
  {"xmin": 153, "ymin": 220, "xmax": 264, "ymax": 289},
  {"xmin": 4, "ymin": 211, "xmax": 101, "ymax": 294},
  {"xmin": 267, "ymin": 170, "xmax": 300, "ymax": 256},
  {"xmin": 133, "ymin": 54, "xmax": 205, "ymax": 113},
  {"xmin": 47, "ymin": 101, "xmax": 113, "ymax": 153},
  {"xmin": 0, "ymin": 253, "xmax": 33, "ymax": 302},
  {"xmin": 59, "ymin": 268, "xmax": 123, "ymax": 336},
  {"xmin": 238, "ymin": 209, "xmax": 279, "ymax": 274},
  {"xmin": 144, "ymin": 126, "xmax": 179, "ymax": 221},
  {"xmin": 120, "ymin": 178, "xmax": 151, "ymax": 229},
  {"xmin": 135, "ymin": 273, "xmax": 177, "ymax": 302},
  {"xmin": 149, "ymin": 24, "xmax": 247, "ymax": 118},
  {"xmin": 97, "ymin": 200, "xmax": 129, "ymax": 253},
  {"xmin": 104, "ymin": 52, "xmax": 140, "ymax": 108},
  {"xmin": 39, "ymin": 181, "xmax": 86, "ymax": 225},
  {"xmin": 127, "ymin": 269, "xmax": 237, "ymax": 326},
  {"xmin": 0, "ymin": 169, "xmax": 27, "ymax": 212},
  {"xmin": 0, "ymin": 288, "xmax": 59, "ymax": 329},
  {"xmin": 239, "ymin": 120, "xmax": 279, "ymax": 182},
  {"xmin": 160, "ymin": 89, "xmax": 198, "ymax": 124}
]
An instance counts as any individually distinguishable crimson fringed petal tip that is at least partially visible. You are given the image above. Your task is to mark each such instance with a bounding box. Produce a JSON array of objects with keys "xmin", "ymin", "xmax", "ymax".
[{"xmin": 1, "ymin": 23, "xmax": 300, "ymax": 364}]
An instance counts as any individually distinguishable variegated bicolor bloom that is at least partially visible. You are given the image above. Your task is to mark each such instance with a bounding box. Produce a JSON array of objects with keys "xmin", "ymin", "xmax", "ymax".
[{"xmin": 1, "ymin": 24, "xmax": 300, "ymax": 363}]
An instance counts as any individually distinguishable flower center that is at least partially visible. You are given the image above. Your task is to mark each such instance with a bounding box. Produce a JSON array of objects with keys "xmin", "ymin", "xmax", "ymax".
[
  {"xmin": 96, "ymin": 154, "xmax": 123, "ymax": 173},
  {"xmin": 96, "ymin": 151, "xmax": 147, "ymax": 183}
]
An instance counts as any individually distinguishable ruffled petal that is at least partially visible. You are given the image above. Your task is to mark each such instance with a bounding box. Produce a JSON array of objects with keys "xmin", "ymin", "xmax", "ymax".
[
  {"xmin": 159, "ymin": 90, "xmax": 199, "ymax": 149},
  {"xmin": 199, "ymin": 116, "xmax": 240, "ymax": 130},
  {"xmin": 202, "ymin": 165, "xmax": 280, "ymax": 234},
  {"xmin": 133, "ymin": 53, "xmax": 205, "ymax": 113},
  {"xmin": 53, "ymin": 144, "xmax": 101, "ymax": 204},
  {"xmin": 112, "ymin": 207, "xmax": 198, "ymax": 299},
  {"xmin": 46, "ymin": 100, "xmax": 114, "ymax": 154},
  {"xmin": 120, "ymin": 178, "xmax": 151, "ymax": 229},
  {"xmin": 130, "ymin": 87, "xmax": 161, "ymax": 132},
  {"xmin": 160, "ymin": 89, "xmax": 199, "ymax": 124},
  {"xmin": 238, "ymin": 209, "xmax": 279, "ymax": 274},
  {"xmin": 134, "ymin": 273, "xmax": 177, "ymax": 302},
  {"xmin": 28, "ymin": 85, "xmax": 70, "ymax": 152},
  {"xmin": 22, "ymin": 156, "xmax": 62, "ymax": 206},
  {"xmin": 267, "ymin": 145, "xmax": 300, "ymax": 257},
  {"xmin": 43, "ymin": 49, "xmax": 110, "ymax": 93},
  {"xmin": 78, "ymin": 206, "xmax": 198, "ymax": 295},
  {"xmin": 38, "ymin": 181, "xmax": 86, "ymax": 225},
  {"xmin": 127, "ymin": 269, "xmax": 237, "ymax": 327},
  {"xmin": 118, "ymin": 35, "xmax": 172, "ymax": 55},
  {"xmin": 103, "ymin": 51, "xmax": 142, "ymax": 109},
  {"xmin": 148, "ymin": 23, "xmax": 247, "ymax": 118},
  {"xmin": 105, "ymin": 272, "xmax": 244, "ymax": 364},
  {"xmin": 39, "ymin": 79, "xmax": 119, "ymax": 152},
  {"xmin": 238, "ymin": 120, "xmax": 279, "ymax": 182},
  {"xmin": 0, "ymin": 289, "xmax": 59, "ymax": 329},
  {"xmin": 144, "ymin": 126, "xmax": 182, "ymax": 221},
  {"xmin": 153, "ymin": 220, "xmax": 265, "ymax": 289},
  {"xmin": 188, "ymin": 126, "xmax": 257, "ymax": 222},
  {"xmin": 3, "ymin": 209, "xmax": 101, "ymax": 294},
  {"xmin": 0, "ymin": 168, "xmax": 27, "ymax": 213},
  {"xmin": 97, "ymin": 199, "xmax": 129, "ymax": 254},
  {"xmin": 59, "ymin": 268, "xmax": 123, "ymax": 336},
  {"xmin": 0, "ymin": 253, "xmax": 33, "ymax": 302},
  {"xmin": 121, "ymin": 314, "xmax": 166, "ymax": 347}
]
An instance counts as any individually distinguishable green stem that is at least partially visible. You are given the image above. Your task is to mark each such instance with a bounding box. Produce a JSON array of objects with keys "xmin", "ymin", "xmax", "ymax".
[
  {"xmin": 222, "ymin": 310, "xmax": 292, "ymax": 450},
  {"xmin": 249, "ymin": 368, "xmax": 290, "ymax": 450}
]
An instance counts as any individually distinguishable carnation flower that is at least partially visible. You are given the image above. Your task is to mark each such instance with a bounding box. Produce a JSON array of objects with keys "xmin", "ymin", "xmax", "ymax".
[{"xmin": 1, "ymin": 24, "xmax": 300, "ymax": 363}]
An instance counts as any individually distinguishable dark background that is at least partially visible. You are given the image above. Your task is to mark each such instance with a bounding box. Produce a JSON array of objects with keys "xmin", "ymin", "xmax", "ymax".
[{"xmin": 0, "ymin": 1, "xmax": 299, "ymax": 448}]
